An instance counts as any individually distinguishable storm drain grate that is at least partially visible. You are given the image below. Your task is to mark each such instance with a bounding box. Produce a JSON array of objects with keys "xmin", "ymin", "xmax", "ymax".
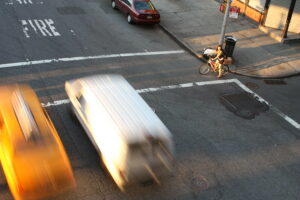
[
  {"xmin": 56, "ymin": 6, "xmax": 86, "ymax": 15},
  {"xmin": 220, "ymin": 92, "xmax": 269, "ymax": 120},
  {"xmin": 264, "ymin": 79, "xmax": 286, "ymax": 85}
]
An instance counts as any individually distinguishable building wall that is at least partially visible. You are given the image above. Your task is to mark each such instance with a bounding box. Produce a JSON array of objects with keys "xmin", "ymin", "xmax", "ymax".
[
  {"xmin": 231, "ymin": 0, "xmax": 264, "ymax": 22},
  {"xmin": 232, "ymin": 0, "xmax": 300, "ymax": 34},
  {"xmin": 264, "ymin": 0, "xmax": 300, "ymax": 33},
  {"xmin": 239, "ymin": 0, "xmax": 265, "ymax": 12}
]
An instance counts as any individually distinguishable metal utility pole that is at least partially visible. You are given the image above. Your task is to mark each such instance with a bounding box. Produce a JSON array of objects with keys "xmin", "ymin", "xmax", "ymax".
[
  {"xmin": 282, "ymin": 0, "xmax": 296, "ymax": 39},
  {"xmin": 219, "ymin": 0, "xmax": 232, "ymax": 46},
  {"xmin": 260, "ymin": 0, "xmax": 271, "ymax": 26}
]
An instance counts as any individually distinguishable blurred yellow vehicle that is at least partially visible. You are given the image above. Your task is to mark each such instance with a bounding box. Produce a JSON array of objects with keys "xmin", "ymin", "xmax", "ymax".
[{"xmin": 0, "ymin": 84, "xmax": 76, "ymax": 200}]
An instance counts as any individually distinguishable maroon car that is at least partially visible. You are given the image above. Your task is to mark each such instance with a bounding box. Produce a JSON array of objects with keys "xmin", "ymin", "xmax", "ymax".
[{"xmin": 111, "ymin": 0, "xmax": 160, "ymax": 24}]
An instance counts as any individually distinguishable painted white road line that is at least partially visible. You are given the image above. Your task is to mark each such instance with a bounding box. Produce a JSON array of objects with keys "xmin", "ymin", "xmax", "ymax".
[
  {"xmin": 5, "ymin": 0, "xmax": 14, "ymax": 5},
  {"xmin": 0, "ymin": 50, "xmax": 185, "ymax": 69},
  {"xmin": 42, "ymin": 99, "xmax": 70, "ymax": 107},
  {"xmin": 16, "ymin": 0, "xmax": 33, "ymax": 4},
  {"xmin": 21, "ymin": 19, "xmax": 60, "ymax": 38},
  {"xmin": 232, "ymin": 79, "xmax": 300, "ymax": 130},
  {"xmin": 41, "ymin": 78, "xmax": 300, "ymax": 130},
  {"xmin": 6, "ymin": 0, "xmax": 33, "ymax": 4},
  {"xmin": 5, "ymin": 0, "xmax": 44, "ymax": 5}
]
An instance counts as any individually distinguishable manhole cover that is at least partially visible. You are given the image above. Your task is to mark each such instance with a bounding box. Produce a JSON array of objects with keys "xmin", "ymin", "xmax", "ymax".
[
  {"xmin": 57, "ymin": 7, "xmax": 85, "ymax": 15},
  {"xmin": 245, "ymin": 82, "xmax": 259, "ymax": 90},
  {"xmin": 220, "ymin": 92, "xmax": 269, "ymax": 119},
  {"xmin": 191, "ymin": 176, "xmax": 209, "ymax": 190},
  {"xmin": 264, "ymin": 79, "xmax": 286, "ymax": 85}
]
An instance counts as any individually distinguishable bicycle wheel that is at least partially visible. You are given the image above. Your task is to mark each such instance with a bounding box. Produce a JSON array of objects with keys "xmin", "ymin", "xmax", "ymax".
[{"xmin": 199, "ymin": 63, "xmax": 211, "ymax": 75}]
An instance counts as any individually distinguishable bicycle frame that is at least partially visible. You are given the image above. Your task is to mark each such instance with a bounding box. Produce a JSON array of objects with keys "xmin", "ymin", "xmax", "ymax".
[
  {"xmin": 199, "ymin": 56, "xmax": 229, "ymax": 77},
  {"xmin": 208, "ymin": 58, "xmax": 221, "ymax": 72}
]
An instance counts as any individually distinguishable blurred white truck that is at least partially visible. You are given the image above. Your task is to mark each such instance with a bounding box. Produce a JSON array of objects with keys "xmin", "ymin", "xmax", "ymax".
[{"xmin": 65, "ymin": 74, "xmax": 174, "ymax": 190}]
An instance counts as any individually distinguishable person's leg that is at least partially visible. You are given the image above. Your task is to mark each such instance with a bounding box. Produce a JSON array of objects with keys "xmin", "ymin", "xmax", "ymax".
[
  {"xmin": 217, "ymin": 62, "xmax": 222, "ymax": 78},
  {"xmin": 214, "ymin": 60, "xmax": 220, "ymax": 72},
  {"xmin": 211, "ymin": 59, "xmax": 216, "ymax": 72}
]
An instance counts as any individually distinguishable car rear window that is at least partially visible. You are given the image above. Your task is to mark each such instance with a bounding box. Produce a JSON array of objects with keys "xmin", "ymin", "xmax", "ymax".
[
  {"xmin": 11, "ymin": 89, "xmax": 55, "ymax": 150},
  {"xmin": 14, "ymin": 137, "xmax": 57, "ymax": 153},
  {"xmin": 134, "ymin": 1, "xmax": 155, "ymax": 10},
  {"xmin": 12, "ymin": 90, "xmax": 41, "ymax": 141}
]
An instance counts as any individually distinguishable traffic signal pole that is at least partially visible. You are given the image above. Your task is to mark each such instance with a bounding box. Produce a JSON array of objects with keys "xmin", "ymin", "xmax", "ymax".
[{"xmin": 219, "ymin": 0, "xmax": 232, "ymax": 46}]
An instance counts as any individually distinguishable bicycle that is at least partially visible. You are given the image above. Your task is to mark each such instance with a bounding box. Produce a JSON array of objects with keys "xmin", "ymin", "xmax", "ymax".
[{"xmin": 198, "ymin": 57, "xmax": 229, "ymax": 77}]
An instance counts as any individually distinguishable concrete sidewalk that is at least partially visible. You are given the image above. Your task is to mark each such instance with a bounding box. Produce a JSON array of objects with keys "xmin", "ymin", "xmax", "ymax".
[{"xmin": 152, "ymin": 0, "xmax": 300, "ymax": 78}]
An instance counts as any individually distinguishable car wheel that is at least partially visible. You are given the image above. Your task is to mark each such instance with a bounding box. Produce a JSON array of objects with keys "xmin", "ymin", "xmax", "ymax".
[
  {"xmin": 127, "ymin": 14, "xmax": 133, "ymax": 24},
  {"xmin": 111, "ymin": 0, "xmax": 117, "ymax": 9}
]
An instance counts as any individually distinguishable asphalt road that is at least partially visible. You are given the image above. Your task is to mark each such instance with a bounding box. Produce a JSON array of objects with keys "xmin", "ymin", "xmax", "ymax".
[{"xmin": 1, "ymin": 0, "xmax": 300, "ymax": 200}]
